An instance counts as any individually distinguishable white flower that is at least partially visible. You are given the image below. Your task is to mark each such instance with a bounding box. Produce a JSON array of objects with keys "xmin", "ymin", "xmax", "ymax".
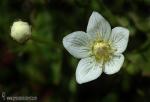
[
  {"xmin": 11, "ymin": 20, "xmax": 31, "ymax": 43},
  {"xmin": 63, "ymin": 11, "xmax": 129, "ymax": 84}
]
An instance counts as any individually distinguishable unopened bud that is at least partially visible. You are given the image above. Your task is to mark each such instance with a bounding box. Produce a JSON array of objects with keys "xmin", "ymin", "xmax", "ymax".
[{"xmin": 11, "ymin": 20, "xmax": 31, "ymax": 43}]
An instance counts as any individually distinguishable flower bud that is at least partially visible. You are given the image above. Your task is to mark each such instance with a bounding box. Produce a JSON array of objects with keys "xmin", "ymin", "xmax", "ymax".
[{"xmin": 11, "ymin": 20, "xmax": 31, "ymax": 43}]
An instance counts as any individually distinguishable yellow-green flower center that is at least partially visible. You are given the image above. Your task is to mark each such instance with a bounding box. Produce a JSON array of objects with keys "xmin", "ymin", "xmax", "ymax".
[{"xmin": 92, "ymin": 41, "xmax": 114, "ymax": 63}]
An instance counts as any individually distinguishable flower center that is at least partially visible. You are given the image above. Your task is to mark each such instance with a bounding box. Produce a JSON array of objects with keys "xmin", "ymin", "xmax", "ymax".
[{"xmin": 92, "ymin": 41, "xmax": 114, "ymax": 63}]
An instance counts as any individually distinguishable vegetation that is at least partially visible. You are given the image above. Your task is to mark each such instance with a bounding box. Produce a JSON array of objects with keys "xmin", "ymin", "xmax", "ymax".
[{"xmin": 0, "ymin": 0, "xmax": 149, "ymax": 101}]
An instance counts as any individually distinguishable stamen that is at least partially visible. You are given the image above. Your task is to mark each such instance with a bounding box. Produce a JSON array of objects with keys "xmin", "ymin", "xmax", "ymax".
[{"xmin": 92, "ymin": 40, "xmax": 114, "ymax": 63}]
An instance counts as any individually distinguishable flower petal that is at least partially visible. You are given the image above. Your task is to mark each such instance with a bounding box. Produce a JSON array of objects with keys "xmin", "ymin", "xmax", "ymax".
[
  {"xmin": 76, "ymin": 57, "xmax": 102, "ymax": 84},
  {"xmin": 110, "ymin": 27, "xmax": 129, "ymax": 53},
  {"xmin": 104, "ymin": 54, "xmax": 124, "ymax": 74},
  {"xmin": 86, "ymin": 11, "xmax": 111, "ymax": 41},
  {"xmin": 63, "ymin": 31, "xmax": 91, "ymax": 58}
]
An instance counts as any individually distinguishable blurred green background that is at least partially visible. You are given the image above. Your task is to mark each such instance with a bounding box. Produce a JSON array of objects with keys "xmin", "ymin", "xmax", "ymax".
[{"xmin": 0, "ymin": 0, "xmax": 150, "ymax": 102}]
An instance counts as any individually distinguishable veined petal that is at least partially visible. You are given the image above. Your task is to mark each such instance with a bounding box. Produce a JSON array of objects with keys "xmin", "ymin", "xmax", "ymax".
[
  {"xmin": 86, "ymin": 11, "xmax": 111, "ymax": 41},
  {"xmin": 110, "ymin": 27, "xmax": 129, "ymax": 53},
  {"xmin": 63, "ymin": 31, "xmax": 91, "ymax": 58},
  {"xmin": 76, "ymin": 57, "xmax": 102, "ymax": 84},
  {"xmin": 104, "ymin": 54, "xmax": 124, "ymax": 74}
]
